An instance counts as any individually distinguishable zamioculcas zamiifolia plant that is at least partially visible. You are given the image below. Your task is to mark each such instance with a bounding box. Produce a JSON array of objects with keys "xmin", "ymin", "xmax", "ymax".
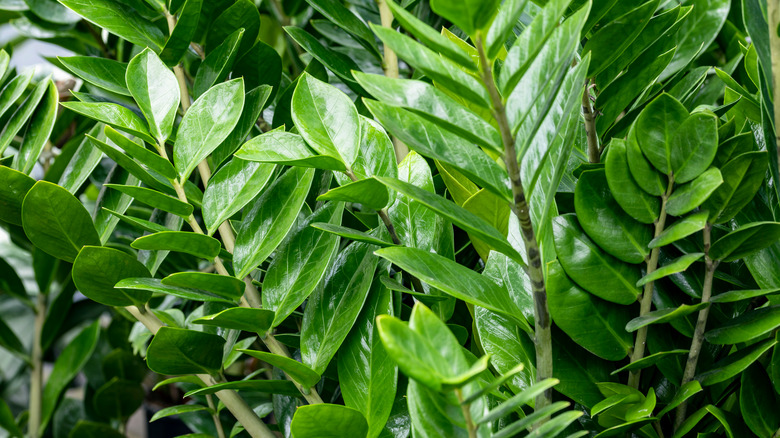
[{"xmin": 1, "ymin": 0, "xmax": 780, "ymax": 437}]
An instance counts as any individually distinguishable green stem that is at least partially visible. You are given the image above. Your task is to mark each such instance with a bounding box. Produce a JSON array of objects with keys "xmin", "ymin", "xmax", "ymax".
[
  {"xmin": 768, "ymin": 1, "xmax": 780, "ymax": 176},
  {"xmin": 674, "ymin": 223, "xmax": 718, "ymax": 430},
  {"xmin": 28, "ymin": 291, "xmax": 47, "ymax": 438},
  {"xmin": 261, "ymin": 333, "xmax": 324, "ymax": 404},
  {"xmin": 476, "ymin": 34, "xmax": 553, "ymax": 413},
  {"xmin": 206, "ymin": 394, "xmax": 226, "ymax": 438},
  {"xmin": 376, "ymin": 0, "xmax": 408, "ymax": 163},
  {"xmin": 627, "ymin": 177, "xmax": 673, "ymax": 388},
  {"xmin": 582, "ymin": 79, "xmax": 599, "ymax": 163},
  {"xmin": 454, "ymin": 388, "xmax": 478, "ymax": 438}
]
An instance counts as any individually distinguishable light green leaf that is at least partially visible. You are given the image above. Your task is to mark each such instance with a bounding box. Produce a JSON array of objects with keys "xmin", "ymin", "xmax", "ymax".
[
  {"xmin": 696, "ymin": 338, "xmax": 776, "ymax": 386},
  {"xmin": 193, "ymin": 28, "xmax": 243, "ymax": 98},
  {"xmin": 57, "ymin": 0, "xmax": 166, "ymax": 49},
  {"xmin": 162, "ymin": 272, "xmax": 244, "ymax": 301},
  {"xmin": 150, "ymin": 405, "xmax": 211, "ymax": 423},
  {"xmin": 429, "ymin": 0, "xmax": 499, "ymax": 36},
  {"xmin": 704, "ymin": 306, "xmax": 780, "ymax": 345},
  {"xmin": 318, "ymin": 178, "xmax": 389, "ymax": 210},
  {"xmin": 240, "ymin": 350, "xmax": 320, "ymax": 388},
  {"xmin": 702, "ymin": 151, "xmax": 767, "ymax": 224},
  {"xmin": 103, "ymin": 126, "xmax": 176, "ymax": 180},
  {"xmin": 649, "ymin": 211, "xmax": 708, "ymax": 248},
  {"xmin": 605, "ymin": 139, "xmax": 660, "ymax": 224},
  {"xmin": 236, "ymin": 129, "xmax": 346, "ymax": 171},
  {"xmin": 159, "ymin": 0, "xmax": 202, "ymax": 65},
  {"xmin": 126, "ymin": 48, "xmax": 179, "ymax": 144},
  {"xmin": 59, "ymin": 56, "xmax": 129, "ymax": 95},
  {"xmin": 0, "ymin": 165, "xmax": 35, "ymax": 226},
  {"xmin": 311, "ymin": 223, "xmax": 395, "ymax": 247},
  {"xmin": 0, "ymin": 76, "xmax": 50, "ymax": 155},
  {"xmin": 710, "ymin": 288, "xmax": 780, "ymax": 303},
  {"xmin": 485, "ymin": 0, "xmax": 528, "ymax": 59},
  {"xmin": 184, "ymin": 379, "xmax": 299, "ymax": 397},
  {"xmin": 14, "ymin": 80, "xmax": 58, "ymax": 174},
  {"xmin": 59, "ymin": 101, "xmax": 155, "ymax": 144}
]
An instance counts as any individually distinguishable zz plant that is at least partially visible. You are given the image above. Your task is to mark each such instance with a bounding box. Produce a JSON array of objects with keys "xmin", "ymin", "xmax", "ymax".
[{"xmin": 0, "ymin": 0, "xmax": 779, "ymax": 437}]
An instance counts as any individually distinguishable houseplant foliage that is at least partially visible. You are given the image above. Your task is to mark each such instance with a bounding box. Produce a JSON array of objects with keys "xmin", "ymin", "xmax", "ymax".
[{"xmin": 0, "ymin": 0, "xmax": 779, "ymax": 437}]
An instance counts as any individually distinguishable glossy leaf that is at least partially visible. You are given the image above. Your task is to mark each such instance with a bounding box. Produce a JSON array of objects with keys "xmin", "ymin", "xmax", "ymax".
[
  {"xmin": 240, "ymin": 350, "xmax": 320, "ymax": 388},
  {"xmin": 740, "ymin": 364, "xmax": 780, "ymax": 437},
  {"xmin": 301, "ymin": 241, "xmax": 378, "ymax": 375},
  {"xmin": 146, "ymin": 327, "xmax": 225, "ymax": 375},
  {"xmin": 57, "ymin": 126, "xmax": 105, "ymax": 194},
  {"xmin": 284, "ymin": 26, "xmax": 364, "ymax": 93},
  {"xmin": 159, "ymin": 0, "xmax": 202, "ymax": 65},
  {"xmin": 696, "ymin": 338, "xmax": 777, "ymax": 386},
  {"xmin": 104, "ymin": 184, "xmax": 192, "ymax": 218},
  {"xmin": 305, "ymin": 0, "xmax": 378, "ymax": 57},
  {"xmin": 657, "ymin": 381, "xmax": 702, "ymax": 417},
  {"xmin": 193, "ymin": 29, "xmax": 243, "ymax": 98},
  {"xmin": 429, "ymin": 0, "xmax": 499, "ymax": 36},
  {"xmin": 318, "ymin": 178, "xmax": 389, "ymax": 210},
  {"xmin": 605, "ymin": 139, "xmax": 660, "ymax": 224},
  {"xmin": 636, "ymin": 253, "xmax": 703, "ymax": 287},
  {"xmin": 311, "ymin": 223, "xmax": 394, "ymax": 247},
  {"xmin": 59, "ymin": 101, "xmax": 155, "ymax": 144},
  {"xmin": 234, "ymin": 166, "xmax": 315, "ymax": 279},
  {"xmin": 162, "ymin": 272, "xmax": 244, "ymax": 301},
  {"xmin": 290, "ymin": 404, "xmax": 368, "ymax": 438},
  {"xmin": 131, "ymin": 231, "xmax": 221, "ymax": 260},
  {"xmin": 553, "ymin": 214, "xmax": 641, "ymax": 305},
  {"xmin": 204, "ymin": 0, "xmax": 260, "ymax": 56},
  {"xmin": 212, "ymin": 84, "xmax": 273, "ymax": 167},
  {"xmin": 72, "ymin": 246, "xmax": 152, "ymax": 306},
  {"xmin": 625, "ymin": 127, "xmax": 667, "ymax": 196},
  {"xmin": 174, "ymin": 78, "xmax": 244, "ymax": 179},
  {"xmin": 611, "ymin": 350, "xmax": 689, "ymax": 375},
  {"xmin": 704, "ymin": 306, "xmax": 780, "ymax": 345},
  {"xmin": 116, "ymin": 277, "xmax": 234, "ymax": 304},
  {"xmin": 666, "ymin": 168, "xmax": 723, "ymax": 217},
  {"xmin": 292, "ymin": 73, "xmax": 359, "ymax": 169},
  {"xmin": 0, "ymin": 70, "xmax": 33, "ymax": 122},
  {"xmin": 709, "ymin": 222, "xmax": 780, "ymax": 262},
  {"xmin": 669, "ymin": 112, "xmax": 719, "ymax": 183},
  {"xmin": 474, "ymin": 307, "xmax": 536, "ymax": 394},
  {"xmin": 185, "ymin": 379, "xmax": 298, "ymax": 397},
  {"xmin": 150, "ymin": 404, "xmax": 211, "ymax": 423},
  {"xmin": 15, "ymin": 80, "xmax": 58, "ymax": 174},
  {"xmin": 486, "ymin": 0, "xmax": 528, "ymax": 59},
  {"xmin": 649, "ymin": 211, "xmax": 708, "ymax": 248},
  {"xmin": 103, "ymin": 126, "xmax": 176, "ymax": 180},
  {"xmin": 710, "ymin": 288, "xmax": 780, "ymax": 303},
  {"xmin": 21, "ymin": 181, "xmax": 100, "ymax": 262},
  {"xmin": 634, "ymin": 94, "xmax": 689, "ymax": 176},
  {"xmin": 194, "ymin": 308, "xmax": 275, "ymax": 334},
  {"xmin": 203, "ymin": 158, "xmax": 275, "ymax": 235},
  {"xmin": 236, "ymin": 129, "xmax": 346, "ymax": 171},
  {"xmin": 263, "ymin": 202, "xmax": 342, "ymax": 327},
  {"xmin": 702, "ymin": 151, "xmax": 767, "ymax": 223},
  {"xmin": 126, "ymin": 48, "xmax": 179, "ymax": 144},
  {"xmin": 0, "ymin": 77, "xmax": 50, "ymax": 155},
  {"xmin": 59, "ymin": 56, "xmax": 129, "ymax": 95},
  {"xmin": 575, "ymin": 169, "xmax": 651, "ymax": 264},
  {"xmin": 548, "ymin": 261, "xmax": 633, "ymax": 360},
  {"xmin": 660, "ymin": 0, "xmax": 730, "ymax": 80},
  {"xmin": 625, "ymin": 303, "xmax": 708, "ymax": 333},
  {"xmin": 0, "ymin": 165, "xmax": 35, "ymax": 226},
  {"xmin": 57, "ymin": 0, "xmax": 166, "ymax": 49}
]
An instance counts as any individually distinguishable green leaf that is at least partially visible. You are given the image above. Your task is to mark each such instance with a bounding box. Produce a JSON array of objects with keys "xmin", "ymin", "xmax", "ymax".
[
  {"xmin": 605, "ymin": 139, "xmax": 660, "ymax": 224},
  {"xmin": 193, "ymin": 28, "xmax": 243, "ymax": 98},
  {"xmin": 710, "ymin": 222, "xmax": 780, "ymax": 262},
  {"xmin": 21, "ymin": 181, "xmax": 100, "ymax": 262},
  {"xmin": 463, "ymin": 189, "xmax": 512, "ymax": 262},
  {"xmin": 204, "ymin": 0, "xmax": 260, "ymax": 56},
  {"xmin": 236, "ymin": 129, "xmax": 346, "ymax": 171},
  {"xmin": 657, "ymin": 380, "xmax": 702, "ymax": 417},
  {"xmin": 131, "ymin": 231, "xmax": 221, "ymax": 260},
  {"xmin": 625, "ymin": 126, "xmax": 668, "ymax": 196},
  {"xmin": 704, "ymin": 306, "xmax": 780, "ymax": 345},
  {"xmin": 59, "ymin": 101, "xmax": 155, "ymax": 144},
  {"xmin": 0, "ymin": 76, "xmax": 50, "ymax": 155},
  {"xmin": 485, "ymin": 0, "xmax": 528, "ymax": 59},
  {"xmin": 318, "ymin": 178, "xmax": 389, "ymax": 210},
  {"xmin": 290, "ymin": 404, "xmax": 368, "ymax": 438},
  {"xmin": 337, "ymin": 280, "xmax": 396, "ymax": 438},
  {"xmin": 59, "ymin": 56, "xmax": 129, "ymax": 96},
  {"xmin": 0, "ymin": 315, "xmax": 26, "ymax": 361},
  {"xmin": 0, "ymin": 70, "xmax": 33, "ymax": 121},
  {"xmin": 352, "ymin": 72, "xmax": 500, "ymax": 153},
  {"xmin": 553, "ymin": 214, "xmax": 641, "ymax": 305},
  {"xmin": 115, "ymin": 277, "xmax": 235, "ymax": 304},
  {"xmin": 194, "ymin": 308, "xmax": 275, "ymax": 334},
  {"xmin": 150, "ymin": 404, "xmax": 211, "ymax": 422},
  {"xmin": 710, "ymin": 288, "xmax": 780, "ymax": 303},
  {"xmin": 146, "ymin": 327, "xmax": 225, "ymax": 375},
  {"xmin": 57, "ymin": 126, "xmax": 105, "ymax": 194},
  {"xmin": 40, "ymin": 321, "xmax": 100, "ymax": 432},
  {"xmin": 202, "ymin": 158, "xmax": 275, "ymax": 235},
  {"xmin": 284, "ymin": 26, "xmax": 365, "ymax": 94},
  {"xmin": 625, "ymin": 303, "xmax": 708, "ymax": 333},
  {"xmin": 375, "ymin": 246, "xmax": 528, "ymax": 328},
  {"xmin": 669, "ymin": 112, "xmax": 719, "ymax": 183},
  {"xmin": 429, "ymin": 0, "xmax": 499, "ymax": 36},
  {"xmin": 575, "ymin": 169, "xmax": 651, "ymax": 264},
  {"xmin": 582, "ymin": 0, "xmax": 658, "ymax": 77},
  {"xmin": 263, "ymin": 202, "xmax": 342, "ymax": 327},
  {"xmin": 301, "ymin": 241, "xmax": 378, "ymax": 375},
  {"xmin": 696, "ymin": 338, "xmax": 777, "ymax": 386},
  {"xmin": 15, "ymin": 80, "xmax": 58, "ymax": 174},
  {"xmin": 184, "ymin": 379, "xmax": 299, "ymax": 397},
  {"xmin": 212, "ymin": 84, "xmax": 273, "ymax": 167},
  {"xmin": 126, "ymin": 48, "xmax": 179, "ymax": 144},
  {"xmin": 57, "ymin": 0, "xmax": 166, "ymax": 49},
  {"xmin": 162, "ymin": 272, "xmax": 244, "ymax": 301},
  {"xmin": 292, "ymin": 73, "xmax": 360, "ymax": 169},
  {"xmin": 234, "ymin": 166, "xmax": 315, "ymax": 279},
  {"xmin": 0, "ymin": 165, "xmax": 35, "ymax": 226},
  {"xmin": 611, "ymin": 350, "xmax": 689, "ymax": 375},
  {"xmin": 548, "ymin": 261, "xmax": 633, "ymax": 360},
  {"xmin": 241, "ymin": 350, "xmax": 320, "ymax": 388},
  {"xmin": 305, "ymin": 0, "xmax": 379, "ymax": 59},
  {"xmin": 371, "ymin": 24, "xmax": 489, "ymax": 107},
  {"xmin": 311, "ymin": 223, "xmax": 394, "ymax": 247},
  {"xmin": 384, "ymin": 0, "xmax": 475, "ymax": 67},
  {"xmin": 93, "ymin": 378, "xmax": 144, "ymax": 420},
  {"xmin": 0, "ymin": 399, "xmax": 22, "ymax": 438},
  {"xmin": 72, "ymin": 246, "xmax": 152, "ymax": 306},
  {"xmin": 702, "ymin": 151, "xmax": 767, "ymax": 224},
  {"xmin": 634, "ymin": 93, "xmax": 689, "ymax": 176},
  {"xmin": 475, "ymin": 307, "xmax": 535, "ymax": 393},
  {"xmin": 103, "ymin": 126, "xmax": 176, "ymax": 180},
  {"xmin": 105, "ymin": 184, "xmax": 193, "ymax": 218},
  {"xmin": 740, "ymin": 364, "xmax": 780, "ymax": 437},
  {"xmin": 174, "ymin": 78, "xmax": 244, "ymax": 179},
  {"xmin": 636, "ymin": 253, "xmax": 703, "ymax": 287},
  {"xmin": 159, "ymin": 0, "xmax": 202, "ymax": 65},
  {"xmin": 666, "ymin": 167, "xmax": 723, "ymax": 217},
  {"xmin": 649, "ymin": 211, "xmax": 708, "ymax": 248}
]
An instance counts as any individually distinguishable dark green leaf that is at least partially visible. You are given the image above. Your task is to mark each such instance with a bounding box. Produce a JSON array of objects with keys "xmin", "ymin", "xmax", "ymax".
[
  {"xmin": 429, "ymin": 0, "xmax": 499, "ymax": 36},
  {"xmin": 72, "ymin": 246, "xmax": 152, "ymax": 306},
  {"xmin": 318, "ymin": 178, "xmax": 389, "ymax": 210},
  {"xmin": 93, "ymin": 378, "xmax": 144, "ymax": 420},
  {"xmin": 666, "ymin": 168, "xmax": 723, "ymax": 217},
  {"xmin": 146, "ymin": 327, "xmax": 225, "ymax": 375},
  {"xmin": 636, "ymin": 253, "xmax": 703, "ymax": 287},
  {"xmin": 290, "ymin": 404, "xmax": 368, "ymax": 438},
  {"xmin": 241, "ymin": 350, "xmax": 320, "ymax": 388},
  {"xmin": 59, "ymin": 101, "xmax": 155, "ymax": 144},
  {"xmin": 702, "ymin": 151, "xmax": 767, "ymax": 223},
  {"xmin": 696, "ymin": 338, "xmax": 777, "ymax": 386},
  {"xmin": 0, "ymin": 399, "xmax": 22, "ymax": 438},
  {"xmin": 605, "ymin": 139, "xmax": 660, "ymax": 224},
  {"xmin": 204, "ymin": 0, "xmax": 260, "ymax": 56},
  {"xmin": 704, "ymin": 306, "xmax": 780, "ymax": 345},
  {"xmin": 740, "ymin": 364, "xmax": 780, "ymax": 437},
  {"xmin": 611, "ymin": 350, "xmax": 689, "ymax": 375},
  {"xmin": 311, "ymin": 223, "xmax": 394, "ymax": 247},
  {"xmin": 105, "ymin": 184, "xmax": 193, "ymax": 218},
  {"xmin": 625, "ymin": 127, "xmax": 667, "ymax": 196},
  {"xmin": 159, "ymin": 0, "xmax": 202, "ymax": 65},
  {"xmin": 710, "ymin": 222, "xmax": 780, "ymax": 262},
  {"xmin": 103, "ymin": 126, "xmax": 176, "ymax": 180},
  {"xmin": 194, "ymin": 308, "xmax": 275, "ymax": 334},
  {"xmin": 162, "ymin": 272, "xmax": 244, "ymax": 301},
  {"xmin": 305, "ymin": 0, "xmax": 379, "ymax": 58},
  {"xmin": 131, "ymin": 231, "xmax": 221, "ymax": 260},
  {"xmin": 15, "ymin": 80, "xmax": 58, "ymax": 174},
  {"xmin": 625, "ymin": 303, "xmax": 708, "ymax": 333},
  {"xmin": 0, "ymin": 77, "xmax": 51, "ymax": 156},
  {"xmin": 0, "ymin": 165, "xmax": 35, "ymax": 226},
  {"xmin": 649, "ymin": 211, "xmax": 708, "ymax": 248},
  {"xmin": 657, "ymin": 380, "xmax": 702, "ymax": 417},
  {"xmin": 634, "ymin": 93, "xmax": 689, "ymax": 176},
  {"xmin": 193, "ymin": 29, "xmax": 243, "ymax": 98},
  {"xmin": 283, "ymin": 26, "xmax": 364, "ymax": 93},
  {"xmin": 115, "ymin": 277, "xmax": 235, "ymax": 304}
]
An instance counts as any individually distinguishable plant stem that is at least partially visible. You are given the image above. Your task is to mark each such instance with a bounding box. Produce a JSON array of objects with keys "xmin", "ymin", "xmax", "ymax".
[
  {"xmin": 261, "ymin": 332, "xmax": 324, "ymax": 404},
  {"xmin": 476, "ymin": 35, "xmax": 553, "ymax": 412},
  {"xmin": 454, "ymin": 388, "xmax": 478, "ymax": 438},
  {"xmin": 28, "ymin": 292, "xmax": 47, "ymax": 438},
  {"xmin": 768, "ymin": 1, "xmax": 780, "ymax": 176},
  {"xmin": 675, "ymin": 223, "xmax": 718, "ymax": 430},
  {"xmin": 627, "ymin": 178, "xmax": 673, "ymax": 388},
  {"xmin": 125, "ymin": 306, "xmax": 274, "ymax": 438},
  {"xmin": 376, "ymin": 0, "xmax": 408, "ymax": 162},
  {"xmin": 206, "ymin": 394, "xmax": 226, "ymax": 438},
  {"xmin": 582, "ymin": 79, "xmax": 599, "ymax": 163}
]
